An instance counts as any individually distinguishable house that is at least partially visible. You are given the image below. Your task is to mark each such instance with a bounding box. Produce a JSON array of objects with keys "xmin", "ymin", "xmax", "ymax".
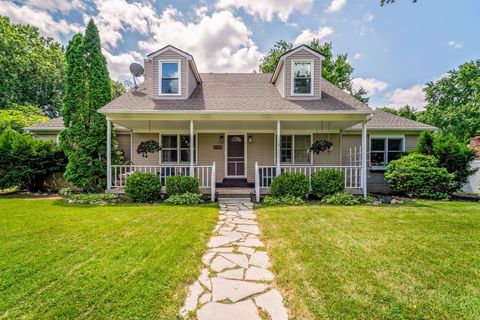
[{"xmin": 25, "ymin": 44, "xmax": 435, "ymax": 201}]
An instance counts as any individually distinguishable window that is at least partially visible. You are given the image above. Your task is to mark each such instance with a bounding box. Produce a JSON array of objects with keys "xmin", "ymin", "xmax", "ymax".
[
  {"xmin": 160, "ymin": 61, "xmax": 180, "ymax": 95},
  {"xmin": 161, "ymin": 134, "xmax": 196, "ymax": 163},
  {"xmin": 370, "ymin": 137, "xmax": 404, "ymax": 168},
  {"xmin": 280, "ymin": 134, "xmax": 311, "ymax": 164},
  {"xmin": 292, "ymin": 61, "xmax": 313, "ymax": 95}
]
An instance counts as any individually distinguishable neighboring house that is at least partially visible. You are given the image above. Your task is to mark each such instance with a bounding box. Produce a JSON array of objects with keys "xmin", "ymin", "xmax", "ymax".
[
  {"xmin": 26, "ymin": 44, "xmax": 435, "ymax": 200},
  {"xmin": 463, "ymin": 134, "xmax": 480, "ymax": 193}
]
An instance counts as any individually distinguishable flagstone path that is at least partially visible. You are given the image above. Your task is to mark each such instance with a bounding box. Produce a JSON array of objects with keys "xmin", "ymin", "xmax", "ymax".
[{"xmin": 180, "ymin": 199, "xmax": 288, "ymax": 320}]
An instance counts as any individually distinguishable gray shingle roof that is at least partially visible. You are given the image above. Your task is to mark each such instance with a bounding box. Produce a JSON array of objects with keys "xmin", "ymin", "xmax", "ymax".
[
  {"xmin": 99, "ymin": 73, "xmax": 372, "ymax": 113},
  {"xmin": 348, "ymin": 111, "xmax": 436, "ymax": 130},
  {"xmin": 25, "ymin": 117, "xmax": 127, "ymax": 131}
]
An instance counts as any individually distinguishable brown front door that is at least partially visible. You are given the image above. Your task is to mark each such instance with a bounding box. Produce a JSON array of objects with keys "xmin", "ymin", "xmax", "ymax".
[{"xmin": 227, "ymin": 135, "xmax": 245, "ymax": 176}]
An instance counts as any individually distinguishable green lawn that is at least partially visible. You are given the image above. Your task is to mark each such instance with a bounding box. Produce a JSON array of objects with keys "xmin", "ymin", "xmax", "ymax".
[
  {"xmin": 0, "ymin": 198, "xmax": 218, "ymax": 319},
  {"xmin": 256, "ymin": 201, "xmax": 480, "ymax": 320}
]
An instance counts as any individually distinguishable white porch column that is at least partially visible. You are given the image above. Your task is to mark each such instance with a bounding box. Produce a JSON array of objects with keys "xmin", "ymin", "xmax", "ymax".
[
  {"xmin": 190, "ymin": 120, "xmax": 194, "ymax": 177},
  {"xmin": 106, "ymin": 119, "xmax": 112, "ymax": 190},
  {"xmin": 276, "ymin": 120, "xmax": 281, "ymax": 176},
  {"xmin": 361, "ymin": 121, "xmax": 367, "ymax": 198}
]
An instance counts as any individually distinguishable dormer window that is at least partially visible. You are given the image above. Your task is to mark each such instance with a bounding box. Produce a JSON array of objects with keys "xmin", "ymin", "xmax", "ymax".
[
  {"xmin": 292, "ymin": 60, "xmax": 313, "ymax": 96},
  {"xmin": 159, "ymin": 60, "xmax": 181, "ymax": 95}
]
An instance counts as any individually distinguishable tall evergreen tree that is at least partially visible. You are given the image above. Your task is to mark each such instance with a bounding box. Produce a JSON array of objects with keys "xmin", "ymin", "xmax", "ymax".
[{"xmin": 61, "ymin": 21, "xmax": 121, "ymax": 191}]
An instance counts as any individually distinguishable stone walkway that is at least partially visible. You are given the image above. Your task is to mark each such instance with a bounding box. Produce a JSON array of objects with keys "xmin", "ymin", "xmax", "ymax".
[{"xmin": 180, "ymin": 199, "xmax": 288, "ymax": 320}]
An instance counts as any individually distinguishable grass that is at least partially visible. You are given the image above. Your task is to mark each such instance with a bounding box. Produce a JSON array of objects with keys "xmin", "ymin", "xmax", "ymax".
[
  {"xmin": 256, "ymin": 201, "xmax": 480, "ymax": 320},
  {"xmin": 0, "ymin": 198, "xmax": 218, "ymax": 319}
]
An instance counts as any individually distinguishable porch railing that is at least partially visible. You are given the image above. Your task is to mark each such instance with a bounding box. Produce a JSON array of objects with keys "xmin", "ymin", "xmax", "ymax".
[
  {"xmin": 111, "ymin": 163, "xmax": 216, "ymax": 201},
  {"xmin": 254, "ymin": 162, "xmax": 362, "ymax": 202}
]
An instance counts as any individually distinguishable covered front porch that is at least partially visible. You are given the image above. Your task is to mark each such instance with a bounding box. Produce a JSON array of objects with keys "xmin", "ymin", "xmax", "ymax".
[{"xmin": 105, "ymin": 112, "xmax": 370, "ymax": 201}]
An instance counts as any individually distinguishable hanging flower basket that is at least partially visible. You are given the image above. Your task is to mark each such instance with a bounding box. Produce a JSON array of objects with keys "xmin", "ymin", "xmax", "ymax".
[
  {"xmin": 137, "ymin": 140, "xmax": 162, "ymax": 158},
  {"xmin": 309, "ymin": 139, "xmax": 333, "ymax": 154}
]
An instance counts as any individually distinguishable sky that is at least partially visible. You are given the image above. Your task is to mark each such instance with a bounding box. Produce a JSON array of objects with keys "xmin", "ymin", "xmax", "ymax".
[{"xmin": 2, "ymin": 0, "xmax": 480, "ymax": 109}]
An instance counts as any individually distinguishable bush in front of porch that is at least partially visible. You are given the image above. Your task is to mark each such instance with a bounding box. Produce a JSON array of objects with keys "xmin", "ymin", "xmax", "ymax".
[
  {"xmin": 166, "ymin": 176, "xmax": 199, "ymax": 195},
  {"xmin": 125, "ymin": 172, "xmax": 162, "ymax": 203},
  {"xmin": 311, "ymin": 169, "xmax": 344, "ymax": 200}
]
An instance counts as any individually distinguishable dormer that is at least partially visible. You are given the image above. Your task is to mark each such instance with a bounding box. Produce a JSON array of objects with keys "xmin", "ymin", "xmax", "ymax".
[
  {"xmin": 270, "ymin": 45, "xmax": 325, "ymax": 100},
  {"xmin": 144, "ymin": 45, "xmax": 202, "ymax": 99}
]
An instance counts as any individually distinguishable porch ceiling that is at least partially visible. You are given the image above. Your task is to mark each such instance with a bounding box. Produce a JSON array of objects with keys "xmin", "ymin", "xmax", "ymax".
[{"xmin": 112, "ymin": 119, "xmax": 365, "ymax": 132}]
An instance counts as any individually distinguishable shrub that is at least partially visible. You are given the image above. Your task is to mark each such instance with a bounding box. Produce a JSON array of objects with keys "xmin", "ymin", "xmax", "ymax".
[
  {"xmin": 385, "ymin": 153, "xmax": 454, "ymax": 199},
  {"xmin": 164, "ymin": 192, "xmax": 203, "ymax": 205},
  {"xmin": 65, "ymin": 193, "xmax": 119, "ymax": 204},
  {"xmin": 416, "ymin": 132, "xmax": 477, "ymax": 191},
  {"xmin": 125, "ymin": 172, "xmax": 161, "ymax": 203},
  {"xmin": 0, "ymin": 129, "xmax": 66, "ymax": 191},
  {"xmin": 311, "ymin": 169, "xmax": 344, "ymax": 199},
  {"xmin": 270, "ymin": 173, "xmax": 310, "ymax": 198},
  {"xmin": 322, "ymin": 192, "xmax": 360, "ymax": 205},
  {"xmin": 263, "ymin": 195, "xmax": 305, "ymax": 205},
  {"xmin": 166, "ymin": 175, "xmax": 199, "ymax": 196}
]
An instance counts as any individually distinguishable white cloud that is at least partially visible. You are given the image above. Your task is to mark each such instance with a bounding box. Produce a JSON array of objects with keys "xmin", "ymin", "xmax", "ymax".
[
  {"xmin": 353, "ymin": 53, "xmax": 362, "ymax": 60},
  {"xmin": 24, "ymin": 0, "xmax": 84, "ymax": 12},
  {"xmin": 386, "ymin": 84, "xmax": 426, "ymax": 109},
  {"xmin": 0, "ymin": 1, "xmax": 82, "ymax": 40},
  {"xmin": 215, "ymin": 0, "xmax": 314, "ymax": 22},
  {"xmin": 447, "ymin": 40, "xmax": 463, "ymax": 49},
  {"xmin": 352, "ymin": 78, "xmax": 388, "ymax": 96},
  {"xmin": 138, "ymin": 8, "xmax": 262, "ymax": 73},
  {"xmin": 364, "ymin": 11, "xmax": 374, "ymax": 22},
  {"xmin": 293, "ymin": 26, "xmax": 334, "ymax": 46},
  {"xmin": 326, "ymin": 0, "xmax": 347, "ymax": 13},
  {"xmin": 103, "ymin": 50, "xmax": 144, "ymax": 80}
]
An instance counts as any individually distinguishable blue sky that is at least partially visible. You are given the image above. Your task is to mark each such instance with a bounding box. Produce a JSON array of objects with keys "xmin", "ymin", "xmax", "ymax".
[{"xmin": 2, "ymin": 0, "xmax": 480, "ymax": 108}]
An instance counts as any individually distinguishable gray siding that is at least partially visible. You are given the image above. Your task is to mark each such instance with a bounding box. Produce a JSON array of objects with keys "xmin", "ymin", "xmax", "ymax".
[
  {"xmin": 247, "ymin": 133, "xmax": 275, "ymax": 182},
  {"xmin": 312, "ymin": 133, "xmax": 341, "ymax": 166},
  {"xmin": 131, "ymin": 133, "xmax": 159, "ymax": 165},
  {"xmin": 116, "ymin": 133, "xmax": 131, "ymax": 162},
  {"xmin": 285, "ymin": 49, "xmax": 322, "ymax": 100},
  {"xmin": 198, "ymin": 133, "xmax": 225, "ymax": 183},
  {"xmin": 274, "ymin": 64, "xmax": 285, "ymax": 98},
  {"xmin": 152, "ymin": 49, "xmax": 188, "ymax": 99},
  {"xmin": 187, "ymin": 63, "xmax": 197, "ymax": 97}
]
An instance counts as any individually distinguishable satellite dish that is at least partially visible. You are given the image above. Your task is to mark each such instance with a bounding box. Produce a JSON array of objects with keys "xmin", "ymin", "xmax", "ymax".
[{"xmin": 129, "ymin": 62, "xmax": 144, "ymax": 90}]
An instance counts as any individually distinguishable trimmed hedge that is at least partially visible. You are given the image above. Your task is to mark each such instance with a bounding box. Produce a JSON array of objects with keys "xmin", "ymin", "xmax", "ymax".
[
  {"xmin": 385, "ymin": 153, "xmax": 454, "ymax": 199},
  {"xmin": 165, "ymin": 176, "xmax": 199, "ymax": 195},
  {"xmin": 125, "ymin": 172, "xmax": 161, "ymax": 203},
  {"xmin": 270, "ymin": 173, "xmax": 310, "ymax": 198},
  {"xmin": 311, "ymin": 169, "xmax": 344, "ymax": 199}
]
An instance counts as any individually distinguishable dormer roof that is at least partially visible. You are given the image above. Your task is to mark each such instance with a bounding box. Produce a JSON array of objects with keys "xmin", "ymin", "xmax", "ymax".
[{"xmin": 147, "ymin": 45, "xmax": 202, "ymax": 83}]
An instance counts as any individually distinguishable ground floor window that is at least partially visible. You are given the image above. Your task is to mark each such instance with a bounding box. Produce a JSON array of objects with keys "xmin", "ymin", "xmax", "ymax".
[
  {"xmin": 370, "ymin": 136, "xmax": 404, "ymax": 168},
  {"xmin": 161, "ymin": 134, "xmax": 196, "ymax": 163},
  {"xmin": 280, "ymin": 134, "xmax": 311, "ymax": 164}
]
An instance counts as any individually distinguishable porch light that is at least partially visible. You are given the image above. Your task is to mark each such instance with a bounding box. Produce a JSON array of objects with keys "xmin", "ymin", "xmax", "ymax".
[
  {"xmin": 220, "ymin": 135, "xmax": 224, "ymax": 144},
  {"xmin": 248, "ymin": 135, "xmax": 253, "ymax": 143}
]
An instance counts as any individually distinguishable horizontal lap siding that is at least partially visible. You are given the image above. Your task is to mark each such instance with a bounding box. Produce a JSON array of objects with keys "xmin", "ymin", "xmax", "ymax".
[
  {"xmin": 131, "ymin": 133, "xmax": 159, "ymax": 165},
  {"xmin": 152, "ymin": 50, "xmax": 188, "ymax": 99},
  {"xmin": 312, "ymin": 133, "xmax": 340, "ymax": 166},
  {"xmin": 275, "ymin": 64, "xmax": 285, "ymax": 97},
  {"xmin": 115, "ymin": 133, "xmax": 131, "ymax": 162},
  {"xmin": 405, "ymin": 135, "xmax": 420, "ymax": 151},
  {"xmin": 285, "ymin": 49, "xmax": 321, "ymax": 100},
  {"xmin": 198, "ymin": 133, "xmax": 224, "ymax": 183},
  {"xmin": 247, "ymin": 133, "xmax": 275, "ymax": 182}
]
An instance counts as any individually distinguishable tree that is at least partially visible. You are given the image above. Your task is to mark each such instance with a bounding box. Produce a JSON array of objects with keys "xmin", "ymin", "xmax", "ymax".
[
  {"xmin": 377, "ymin": 105, "xmax": 420, "ymax": 121},
  {"xmin": 259, "ymin": 40, "xmax": 369, "ymax": 103},
  {"xmin": 0, "ymin": 129, "xmax": 65, "ymax": 191},
  {"xmin": 381, "ymin": 0, "xmax": 417, "ymax": 5},
  {"xmin": 0, "ymin": 104, "xmax": 48, "ymax": 133},
  {"xmin": 0, "ymin": 16, "xmax": 65, "ymax": 117},
  {"xmin": 421, "ymin": 60, "xmax": 480, "ymax": 142},
  {"xmin": 111, "ymin": 80, "xmax": 126, "ymax": 99}
]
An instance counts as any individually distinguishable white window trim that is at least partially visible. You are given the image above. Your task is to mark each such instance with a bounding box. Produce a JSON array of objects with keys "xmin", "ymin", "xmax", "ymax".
[
  {"xmin": 291, "ymin": 59, "xmax": 314, "ymax": 97},
  {"xmin": 279, "ymin": 134, "xmax": 313, "ymax": 165},
  {"xmin": 159, "ymin": 133, "xmax": 197, "ymax": 165},
  {"xmin": 158, "ymin": 59, "xmax": 181, "ymax": 96},
  {"xmin": 369, "ymin": 135, "xmax": 405, "ymax": 170}
]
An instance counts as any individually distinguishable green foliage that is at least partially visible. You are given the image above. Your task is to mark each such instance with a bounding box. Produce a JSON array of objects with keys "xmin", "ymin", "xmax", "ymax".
[
  {"xmin": 166, "ymin": 176, "xmax": 199, "ymax": 196},
  {"xmin": 61, "ymin": 21, "xmax": 122, "ymax": 192},
  {"xmin": 322, "ymin": 192, "xmax": 360, "ymax": 205},
  {"xmin": 416, "ymin": 132, "xmax": 477, "ymax": 190},
  {"xmin": 385, "ymin": 153, "xmax": 454, "ymax": 199},
  {"xmin": 259, "ymin": 40, "xmax": 369, "ymax": 103},
  {"xmin": 270, "ymin": 173, "xmax": 310, "ymax": 198},
  {"xmin": 0, "ymin": 16, "xmax": 65, "ymax": 117},
  {"xmin": 309, "ymin": 139, "xmax": 333, "ymax": 154},
  {"xmin": 137, "ymin": 140, "xmax": 161, "ymax": 157},
  {"xmin": 164, "ymin": 192, "xmax": 204, "ymax": 205},
  {"xmin": 65, "ymin": 193, "xmax": 119, "ymax": 204},
  {"xmin": 0, "ymin": 129, "xmax": 65, "ymax": 191},
  {"xmin": 377, "ymin": 106, "xmax": 420, "ymax": 121},
  {"xmin": 381, "ymin": 0, "xmax": 417, "ymax": 4},
  {"xmin": 263, "ymin": 195, "xmax": 305, "ymax": 205},
  {"xmin": 111, "ymin": 80, "xmax": 126, "ymax": 99},
  {"xmin": 125, "ymin": 172, "xmax": 161, "ymax": 203},
  {"xmin": 311, "ymin": 169, "xmax": 345, "ymax": 199},
  {"xmin": 0, "ymin": 104, "xmax": 48, "ymax": 133},
  {"xmin": 422, "ymin": 60, "xmax": 480, "ymax": 141}
]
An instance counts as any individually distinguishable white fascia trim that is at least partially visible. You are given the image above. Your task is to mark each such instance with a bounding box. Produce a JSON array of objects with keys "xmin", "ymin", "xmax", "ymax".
[
  {"xmin": 283, "ymin": 45, "xmax": 326, "ymax": 61},
  {"xmin": 147, "ymin": 45, "xmax": 192, "ymax": 60},
  {"xmin": 344, "ymin": 127, "xmax": 436, "ymax": 132},
  {"xmin": 24, "ymin": 127, "xmax": 64, "ymax": 131},
  {"xmin": 100, "ymin": 110, "xmax": 374, "ymax": 115},
  {"xmin": 188, "ymin": 59, "xmax": 202, "ymax": 83},
  {"xmin": 158, "ymin": 59, "xmax": 182, "ymax": 97},
  {"xmin": 291, "ymin": 59, "xmax": 314, "ymax": 97},
  {"xmin": 271, "ymin": 59, "xmax": 285, "ymax": 84}
]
